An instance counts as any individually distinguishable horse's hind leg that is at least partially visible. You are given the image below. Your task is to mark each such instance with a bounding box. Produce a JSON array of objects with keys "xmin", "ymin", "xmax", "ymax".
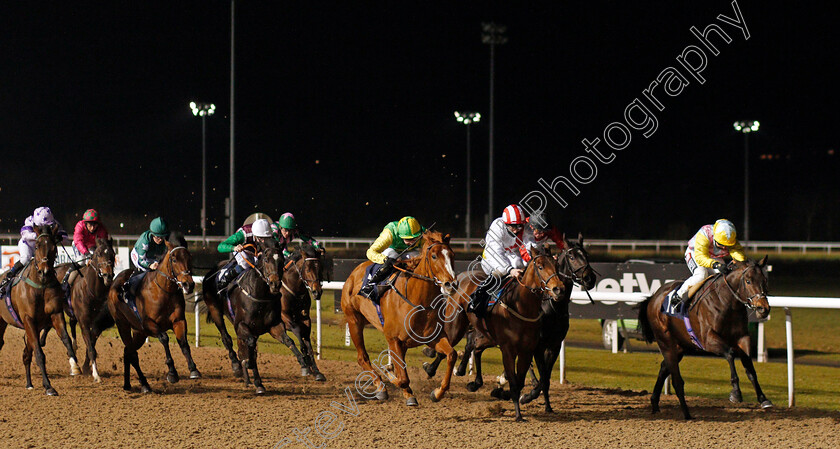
[
  {"xmin": 292, "ymin": 318, "xmax": 326, "ymax": 382},
  {"xmin": 466, "ymin": 345, "xmax": 486, "ymax": 392},
  {"xmin": 158, "ymin": 331, "xmax": 180, "ymax": 384},
  {"xmin": 51, "ymin": 312, "xmax": 80, "ymax": 376},
  {"xmin": 456, "ymin": 328, "xmax": 475, "ymax": 376},
  {"xmin": 386, "ymin": 338, "xmax": 416, "ymax": 406},
  {"xmin": 650, "ymin": 360, "xmax": 671, "ymax": 413},
  {"xmin": 173, "ymin": 319, "xmax": 201, "ymax": 379},
  {"xmin": 275, "ymin": 320, "xmax": 309, "ymax": 376},
  {"xmin": 423, "ymin": 352, "xmax": 444, "ymax": 378},
  {"xmin": 736, "ymin": 338, "xmax": 773, "ymax": 408},
  {"xmin": 663, "ymin": 350, "xmax": 690, "ymax": 419},
  {"xmin": 725, "ymin": 347, "xmax": 742, "ymax": 403},
  {"xmin": 69, "ymin": 317, "xmax": 78, "ymax": 351},
  {"xmin": 39, "ymin": 327, "xmax": 49, "ymax": 347}
]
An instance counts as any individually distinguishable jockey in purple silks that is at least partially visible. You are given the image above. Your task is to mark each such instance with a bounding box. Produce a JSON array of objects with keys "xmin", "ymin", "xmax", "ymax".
[{"xmin": 1, "ymin": 207, "xmax": 68, "ymax": 295}]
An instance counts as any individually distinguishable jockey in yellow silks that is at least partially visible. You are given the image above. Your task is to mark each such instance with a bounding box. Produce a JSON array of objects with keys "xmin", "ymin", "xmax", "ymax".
[
  {"xmin": 671, "ymin": 219, "xmax": 746, "ymax": 306},
  {"xmin": 359, "ymin": 216, "xmax": 425, "ymax": 299}
]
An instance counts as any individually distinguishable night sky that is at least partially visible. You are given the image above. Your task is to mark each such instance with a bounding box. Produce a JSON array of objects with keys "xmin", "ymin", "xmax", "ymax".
[{"xmin": 2, "ymin": 1, "xmax": 838, "ymax": 241}]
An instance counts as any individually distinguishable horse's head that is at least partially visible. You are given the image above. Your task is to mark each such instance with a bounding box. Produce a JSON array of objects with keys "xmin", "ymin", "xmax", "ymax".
[
  {"xmin": 32, "ymin": 225, "xmax": 58, "ymax": 282},
  {"xmin": 163, "ymin": 241, "xmax": 194, "ymax": 295},
  {"xmin": 523, "ymin": 245, "xmax": 565, "ymax": 301},
  {"xmin": 727, "ymin": 256, "xmax": 770, "ymax": 319},
  {"xmin": 418, "ymin": 231, "xmax": 457, "ymax": 296},
  {"xmin": 295, "ymin": 244, "xmax": 324, "ymax": 300},
  {"xmin": 558, "ymin": 232, "xmax": 596, "ymax": 290},
  {"xmin": 256, "ymin": 243, "xmax": 283, "ymax": 295},
  {"xmin": 91, "ymin": 238, "xmax": 116, "ymax": 286}
]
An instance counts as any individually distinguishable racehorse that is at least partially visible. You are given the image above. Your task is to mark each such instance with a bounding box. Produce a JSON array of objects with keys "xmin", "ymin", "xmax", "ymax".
[
  {"xmin": 43, "ymin": 238, "xmax": 116, "ymax": 382},
  {"xmin": 276, "ymin": 244, "xmax": 326, "ymax": 381},
  {"xmin": 456, "ymin": 245, "xmax": 565, "ymax": 421},
  {"xmin": 342, "ymin": 230, "xmax": 459, "ymax": 406},
  {"xmin": 637, "ymin": 257, "xmax": 772, "ymax": 419},
  {"xmin": 518, "ymin": 234, "xmax": 596, "ymax": 412},
  {"xmin": 0, "ymin": 225, "xmax": 80, "ymax": 395},
  {"xmin": 201, "ymin": 243, "xmax": 284, "ymax": 393},
  {"xmin": 106, "ymin": 241, "xmax": 200, "ymax": 393}
]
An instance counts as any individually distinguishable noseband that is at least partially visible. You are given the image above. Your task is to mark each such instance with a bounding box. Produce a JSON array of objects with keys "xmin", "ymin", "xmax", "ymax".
[
  {"xmin": 155, "ymin": 246, "xmax": 192, "ymax": 292},
  {"xmin": 719, "ymin": 265, "xmax": 768, "ymax": 311}
]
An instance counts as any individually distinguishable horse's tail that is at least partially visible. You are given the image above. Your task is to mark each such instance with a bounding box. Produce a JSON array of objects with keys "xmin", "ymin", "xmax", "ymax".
[
  {"xmin": 91, "ymin": 305, "xmax": 115, "ymax": 335},
  {"xmin": 636, "ymin": 297, "xmax": 656, "ymax": 344}
]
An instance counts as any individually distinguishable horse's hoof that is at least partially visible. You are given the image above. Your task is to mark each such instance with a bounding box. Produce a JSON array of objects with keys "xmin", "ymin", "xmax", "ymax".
[
  {"xmin": 514, "ymin": 416, "xmax": 526, "ymax": 423},
  {"xmin": 140, "ymin": 385, "xmax": 153, "ymax": 394},
  {"xmin": 422, "ymin": 347, "xmax": 436, "ymax": 358},
  {"xmin": 255, "ymin": 385, "xmax": 266, "ymax": 395},
  {"xmin": 123, "ymin": 385, "xmax": 132, "ymax": 392},
  {"xmin": 26, "ymin": 386, "xmax": 34, "ymax": 391},
  {"xmin": 519, "ymin": 394, "xmax": 533, "ymax": 405},
  {"xmin": 429, "ymin": 389, "xmax": 441, "ymax": 403},
  {"xmin": 232, "ymin": 366, "xmax": 244, "ymax": 378},
  {"xmin": 167, "ymin": 372, "xmax": 180, "ymax": 384},
  {"xmin": 454, "ymin": 367, "xmax": 466, "ymax": 377},
  {"xmin": 45, "ymin": 388, "xmax": 58, "ymax": 396},
  {"xmin": 422, "ymin": 363, "xmax": 436, "ymax": 378},
  {"xmin": 760, "ymin": 400, "xmax": 774, "ymax": 409},
  {"xmin": 189, "ymin": 370, "xmax": 202, "ymax": 379},
  {"xmin": 406, "ymin": 397, "xmax": 418, "ymax": 407},
  {"xmin": 313, "ymin": 372, "xmax": 326, "ymax": 382},
  {"xmin": 490, "ymin": 387, "xmax": 504, "ymax": 399},
  {"xmin": 466, "ymin": 382, "xmax": 482, "ymax": 392},
  {"xmin": 375, "ymin": 389, "xmax": 389, "ymax": 401},
  {"xmin": 545, "ymin": 406, "xmax": 554, "ymax": 414},
  {"xmin": 730, "ymin": 391, "xmax": 743, "ymax": 403},
  {"xmin": 301, "ymin": 367, "xmax": 311, "ymax": 377}
]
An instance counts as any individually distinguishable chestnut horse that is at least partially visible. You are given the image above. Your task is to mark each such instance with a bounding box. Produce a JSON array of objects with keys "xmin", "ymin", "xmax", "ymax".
[
  {"xmin": 106, "ymin": 241, "xmax": 200, "ymax": 393},
  {"xmin": 342, "ymin": 231, "xmax": 459, "ymax": 406},
  {"xmin": 0, "ymin": 225, "xmax": 80, "ymax": 395},
  {"xmin": 201, "ymin": 243, "xmax": 284, "ymax": 393},
  {"xmin": 456, "ymin": 246, "xmax": 565, "ymax": 421},
  {"xmin": 41, "ymin": 238, "xmax": 116, "ymax": 382},
  {"xmin": 276, "ymin": 244, "xmax": 326, "ymax": 381},
  {"xmin": 638, "ymin": 257, "xmax": 772, "ymax": 419}
]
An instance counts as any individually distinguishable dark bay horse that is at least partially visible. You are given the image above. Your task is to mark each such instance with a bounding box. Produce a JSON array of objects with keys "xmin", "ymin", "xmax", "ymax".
[
  {"xmin": 106, "ymin": 241, "xmax": 200, "ymax": 393},
  {"xmin": 342, "ymin": 231, "xmax": 459, "ymax": 406},
  {"xmin": 456, "ymin": 246, "xmax": 565, "ymax": 421},
  {"xmin": 276, "ymin": 244, "xmax": 326, "ymax": 381},
  {"xmin": 518, "ymin": 234, "xmax": 596, "ymax": 412},
  {"xmin": 41, "ymin": 238, "xmax": 116, "ymax": 382},
  {"xmin": 638, "ymin": 257, "xmax": 772, "ymax": 419},
  {"xmin": 0, "ymin": 225, "xmax": 80, "ymax": 395}
]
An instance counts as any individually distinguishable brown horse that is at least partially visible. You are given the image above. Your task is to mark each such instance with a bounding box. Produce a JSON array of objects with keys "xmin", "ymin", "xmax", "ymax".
[
  {"xmin": 638, "ymin": 257, "xmax": 772, "ymax": 419},
  {"xmin": 106, "ymin": 241, "xmax": 200, "ymax": 393},
  {"xmin": 342, "ymin": 230, "xmax": 459, "ymax": 406},
  {"xmin": 40, "ymin": 238, "xmax": 116, "ymax": 382},
  {"xmin": 276, "ymin": 244, "xmax": 326, "ymax": 381},
  {"xmin": 457, "ymin": 246, "xmax": 565, "ymax": 421},
  {"xmin": 0, "ymin": 225, "xmax": 80, "ymax": 395}
]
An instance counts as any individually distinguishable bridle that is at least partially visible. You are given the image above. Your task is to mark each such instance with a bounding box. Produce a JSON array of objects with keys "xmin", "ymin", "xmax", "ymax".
[
  {"xmin": 555, "ymin": 244, "xmax": 597, "ymax": 303},
  {"xmin": 516, "ymin": 253, "xmax": 561, "ymax": 299},
  {"xmin": 286, "ymin": 252, "xmax": 322, "ymax": 297},
  {"xmin": 34, "ymin": 233, "xmax": 56, "ymax": 277},
  {"xmin": 154, "ymin": 246, "xmax": 192, "ymax": 292},
  {"xmin": 391, "ymin": 241, "xmax": 451, "ymax": 287},
  {"xmin": 718, "ymin": 263, "xmax": 768, "ymax": 311}
]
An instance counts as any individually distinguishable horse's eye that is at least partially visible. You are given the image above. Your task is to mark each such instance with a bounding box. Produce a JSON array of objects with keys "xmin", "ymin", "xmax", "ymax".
[
  {"xmin": 538, "ymin": 265, "xmax": 543, "ymax": 270},
  {"xmin": 431, "ymin": 255, "xmax": 437, "ymax": 260},
  {"xmin": 746, "ymin": 280, "xmax": 752, "ymax": 284}
]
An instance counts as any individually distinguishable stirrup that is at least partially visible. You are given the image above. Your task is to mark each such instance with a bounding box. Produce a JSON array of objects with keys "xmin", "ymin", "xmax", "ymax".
[{"xmin": 670, "ymin": 292, "xmax": 683, "ymax": 307}]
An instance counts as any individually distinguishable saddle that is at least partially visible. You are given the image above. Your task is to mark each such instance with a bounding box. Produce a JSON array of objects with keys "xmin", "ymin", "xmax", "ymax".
[
  {"xmin": 358, "ymin": 263, "xmax": 395, "ymax": 304},
  {"xmin": 687, "ymin": 275, "xmax": 716, "ymax": 299}
]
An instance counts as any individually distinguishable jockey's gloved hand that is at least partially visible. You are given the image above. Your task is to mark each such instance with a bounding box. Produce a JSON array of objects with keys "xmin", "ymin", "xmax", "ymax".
[
  {"xmin": 712, "ymin": 261, "xmax": 729, "ymax": 273},
  {"xmin": 382, "ymin": 257, "xmax": 395, "ymax": 271}
]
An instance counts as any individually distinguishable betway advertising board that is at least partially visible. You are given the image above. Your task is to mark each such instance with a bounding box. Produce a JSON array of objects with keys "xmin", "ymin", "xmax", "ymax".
[{"xmin": 1, "ymin": 245, "xmax": 132, "ymax": 274}]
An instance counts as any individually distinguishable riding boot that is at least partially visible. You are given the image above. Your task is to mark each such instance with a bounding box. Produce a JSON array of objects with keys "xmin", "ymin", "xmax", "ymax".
[
  {"xmin": 0, "ymin": 261, "xmax": 24, "ymax": 296},
  {"xmin": 360, "ymin": 259, "xmax": 395, "ymax": 300},
  {"xmin": 670, "ymin": 292, "xmax": 684, "ymax": 307},
  {"xmin": 467, "ymin": 275, "xmax": 495, "ymax": 317},
  {"xmin": 122, "ymin": 272, "xmax": 145, "ymax": 303},
  {"xmin": 217, "ymin": 265, "xmax": 243, "ymax": 292}
]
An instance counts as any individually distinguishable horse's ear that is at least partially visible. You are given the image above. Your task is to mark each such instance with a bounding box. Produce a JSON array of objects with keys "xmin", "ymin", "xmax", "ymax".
[
  {"xmin": 544, "ymin": 244, "xmax": 552, "ymax": 256},
  {"xmin": 165, "ymin": 240, "xmax": 174, "ymax": 250},
  {"xmin": 758, "ymin": 255, "xmax": 769, "ymax": 268},
  {"xmin": 578, "ymin": 232, "xmax": 584, "ymax": 246},
  {"xmin": 443, "ymin": 233, "xmax": 450, "ymax": 244},
  {"xmin": 108, "ymin": 237, "xmax": 114, "ymax": 247}
]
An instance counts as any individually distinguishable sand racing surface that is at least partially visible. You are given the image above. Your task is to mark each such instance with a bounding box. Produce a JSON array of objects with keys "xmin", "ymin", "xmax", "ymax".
[{"xmin": 0, "ymin": 327, "xmax": 837, "ymax": 449}]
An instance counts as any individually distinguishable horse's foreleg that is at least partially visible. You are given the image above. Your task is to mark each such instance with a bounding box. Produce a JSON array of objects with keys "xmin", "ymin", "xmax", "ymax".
[
  {"xmin": 386, "ymin": 339, "xmax": 415, "ymax": 406},
  {"xmin": 520, "ymin": 347, "xmax": 547, "ymax": 408},
  {"xmin": 78, "ymin": 321, "xmax": 100, "ymax": 382},
  {"xmin": 456, "ymin": 329, "xmax": 475, "ymax": 376},
  {"xmin": 207, "ymin": 303, "xmax": 241, "ymax": 377},
  {"xmin": 69, "ymin": 316, "xmax": 78, "ymax": 351},
  {"xmin": 724, "ymin": 347, "xmax": 742, "ymax": 403},
  {"xmin": 22, "ymin": 335, "xmax": 34, "ymax": 390},
  {"xmin": 241, "ymin": 328, "xmax": 263, "ymax": 394},
  {"xmin": 423, "ymin": 353, "xmax": 444, "ymax": 378},
  {"xmin": 466, "ymin": 346, "xmax": 486, "ymax": 392},
  {"xmin": 429, "ymin": 337, "xmax": 457, "ymax": 403},
  {"xmin": 51, "ymin": 312, "xmax": 80, "ymax": 376},
  {"xmin": 274, "ymin": 320, "xmax": 308, "ymax": 375},
  {"xmin": 346, "ymin": 311, "xmax": 388, "ymax": 400},
  {"xmin": 291, "ymin": 320, "xmax": 326, "ymax": 382},
  {"xmin": 499, "ymin": 344, "xmax": 525, "ymax": 422},
  {"xmin": 737, "ymin": 337, "xmax": 773, "ymax": 408},
  {"xmin": 172, "ymin": 319, "xmax": 201, "ymax": 379},
  {"xmin": 157, "ymin": 331, "xmax": 179, "ymax": 384},
  {"xmin": 24, "ymin": 318, "xmax": 56, "ymax": 395},
  {"xmin": 235, "ymin": 323, "xmax": 253, "ymax": 388},
  {"xmin": 39, "ymin": 327, "xmax": 49, "ymax": 347}
]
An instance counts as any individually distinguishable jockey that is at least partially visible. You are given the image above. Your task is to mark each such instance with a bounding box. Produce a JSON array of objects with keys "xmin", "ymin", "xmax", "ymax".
[
  {"xmin": 467, "ymin": 204, "xmax": 533, "ymax": 317},
  {"xmin": 130, "ymin": 217, "xmax": 170, "ymax": 272},
  {"xmin": 216, "ymin": 218, "xmax": 278, "ymax": 291},
  {"xmin": 519, "ymin": 210, "xmax": 565, "ymax": 261},
  {"xmin": 359, "ymin": 216, "xmax": 425, "ymax": 299},
  {"xmin": 271, "ymin": 212, "xmax": 322, "ymax": 258},
  {"xmin": 1, "ymin": 207, "xmax": 68, "ymax": 295},
  {"xmin": 671, "ymin": 219, "xmax": 746, "ymax": 306},
  {"xmin": 73, "ymin": 209, "xmax": 110, "ymax": 257}
]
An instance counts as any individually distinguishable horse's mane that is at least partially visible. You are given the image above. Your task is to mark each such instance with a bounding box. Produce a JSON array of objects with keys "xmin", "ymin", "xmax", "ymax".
[{"xmin": 402, "ymin": 230, "xmax": 448, "ymax": 271}]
